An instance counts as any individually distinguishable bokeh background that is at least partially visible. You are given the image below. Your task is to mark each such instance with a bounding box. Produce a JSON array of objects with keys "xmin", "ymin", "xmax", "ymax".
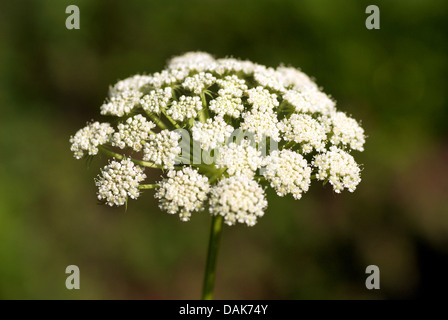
[{"xmin": 0, "ymin": 0, "xmax": 447, "ymax": 299}]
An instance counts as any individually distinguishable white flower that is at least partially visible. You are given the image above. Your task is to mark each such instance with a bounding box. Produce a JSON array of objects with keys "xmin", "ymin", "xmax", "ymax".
[
  {"xmin": 216, "ymin": 75, "xmax": 248, "ymax": 97},
  {"xmin": 167, "ymin": 51, "xmax": 216, "ymax": 71},
  {"xmin": 96, "ymin": 158, "xmax": 146, "ymax": 206},
  {"xmin": 213, "ymin": 58, "xmax": 257, "ymax": 75},
  {"xmin": 312, "ymin": 146, "xmax": 361, "ymax": 193},
  {"xmin": 140, "ymin": 87, "xmax": 172, "ymax": 114},
  {"xmin": 166, "ymin": 95, "xmax": 203, "ymax": 121},
  {"xmin": 330, "ymin": 111, "xmax": 365, "ymax": 151},
  {"xmin": 253, "ymin": 66, "xmax": 286, "ymax": 92},
  {"xmin": 108, "ymin": 75, "xmax": 152, "ymax": 98},
  {"xmin": 155, "ymin": 167, "xmax": 210, "ymax": 221},
  {"xmin": 112, "ymin": 114, "xmax": 155, "ymax": 152},
  {"xmin": 100, "ymin": 90, "xmax": 143, "ymax": 117},
  {"xmin": 209, "ymin": 95, "xmax": 244, "ymax": 118},
  {"xmin": 101, "ymin": 75, "xmax": 155, "ymax": 116},
  {"xmin": 143, "ymin": 130, "xmax": 181, "ymax": 169},
  {"xmin": 192, "ymin": 117, "xmax": 234, "ymax": 150},
  {"xmin": 182, "ymin": 72, "xmax": 216, "ymax": 94},
  {"xmin": 149, "ymin": 70, "xmax": 188, "ymax": 88},
  {"xmin": 283, "ymin": 89, "xmax": 335, "ymax": 115},
  {"xmin": 302, "ymin": 88, "xmax": 336, "ymax": 114},
  {"xmin": 278, "ymin": 113, "xmax": 327, "ymax": 153},
  {"xmin": 276, "ymin": 66, "xmax": 318, "ymax": 90},
  {"xmin": 246, "ymin": 86, "xmax": 279, "ymax": 111},
  {"xmin": 71, "ymin": 51, "xmax": 366, "ymax": 227},
  {"xmin": 209, "ymin": 175, "xmax": 267, "ymax": 226},
  {"xmin": 262, "ymin": 150, "xmax": 311, "ymax": 199},
  {"xmin": 216, "ymin": 139, "xmax": 263, "ymax": 177},
  {"xmin": 282, "ymin": 90, "xmax": 309, "ymax": 113},
  {"xmin": 70, "ymin": 122, "xmax": 114, "ymax": 159},
  {"xmin": 240, "ymin": 108, "xmax": 280, "ymax": 143}
]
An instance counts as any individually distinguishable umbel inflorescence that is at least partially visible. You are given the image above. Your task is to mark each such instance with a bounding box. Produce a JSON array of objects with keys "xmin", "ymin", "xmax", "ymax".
[{"xmin": 70, "ymin": 52, "xmax": 365, "ymax": 226}]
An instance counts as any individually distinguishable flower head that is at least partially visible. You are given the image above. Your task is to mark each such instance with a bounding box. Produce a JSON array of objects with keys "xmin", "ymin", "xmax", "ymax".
[
  {"xmin": 168, "ymin": 51, "xmax": 216, "ymax": 72},
  {"xmin": 330, "ymin": 111, "xmax": 365, "ymax": 151},
  {"xmin": 263, "ymin": 149, "xmax": 311, "ymax": 199},
  {"xmin": 108, "ymin": 74, "xmax": 153, "ymax": 97},
  {"xmin": 112, "ymin": 114, "xmax": 155, "ymax": 151},
  {"xmin": 253, "ymin": 66, "xmax": 287, "ymax": 92},
  {"xmin": 283, "ymin": 89, "xmax": 335, "ymax": 115},
  {"xmin": 213, "ymin": 58, "xmax": 257, "ymax": 75},
  {"xmin": 276, "ymin": 66, "xmax": 318, "ymax": 90},
  {"xmin": 313, "ymin": 146, "xmax": 361, "ymax": 193},
  {"xmin": 209, "ymin": 95, "xmax": 244, "ymax": 118},
  {"xmin": 149, "ymin": 70, "xmax": 188, "ymax": 88},
  {"xmin": 216, "ymin": 75, "xmax": 248, "ymax": 97},
  {"xmin": 241, "ymin": 108, "xmax": 280, "ymax": 143},
  {"xmin": 166, "ymin": 95, "xmax": 203, "ymax": 122},
  {"xmin": 70, "ymin": 51, "xmax": 365, "ymax": 224},
  {"xmin": 101, "ymin": 75, "xmax": 149, "ymax": 117},
  {"xmin": 96, "ymin": 158, "xmax": 146, "ymax": 206},
  {"xmin": 155, "ymin": 167, "xmax": 210, "ymax": 221},
  {"xmin": 216, "ymin": 139, "xmax": 263, "ymax": 177},
  {"xmin": 140, "ymin": 87, "xmax": 172, "ymax": 114},
  {"xmin": 209, "ymin": 175, "xmax": 267, "ymax": 226},
  {"xmin": 70, "ymin": 122, "xmax": 114, "ymax": 159},
  {"xmin": 192, "ymin": 116, "xmax": 234, "ymax": 150},
  {"xmin": 278, "ymin": 113, "xmax": 327, "ymax": 153},
  {"xmin": 246, "ymin": 86, "xmax": 279, "ymax": 111},
  {"xmin": 182, "ymin": 72, "xmax": 216, "ymax": 94},
  {"xmin": 143, "ymin": 130, "xmax": 181, "ymax": 169}
]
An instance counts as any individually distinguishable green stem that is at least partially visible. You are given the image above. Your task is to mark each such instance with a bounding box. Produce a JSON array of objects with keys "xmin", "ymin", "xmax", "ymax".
[
  {"xmin": 138, "ymin": 184, "xmax": 159, "ymax": 189},
  {"xmin": 98, "ymin": 146, "xmax": 163, "ymax": 169},
  {"xmin": 198, "ymin": 92, "xmax": 209, "ymax": 123},
  {"xmin": 175, "ymin": 155, "xmax": 191, "ymax": 165},
  {"xmin": 283, "ymin": 141, "xmax": 295, "ymax": 149},
  {"xmin": 201, "ymin": 214, "xmax": 224, "ymax": 300},
  {"xmin": 161, "ymin": 108, "xmax": 182, "ymax": 129},
  {"xmin": 209, "ymin": 168, "xmax": 226, "ymax": 184},
  {"xmin": 144, "ymin": 111, "xmax": 168, "ymax": 130}
]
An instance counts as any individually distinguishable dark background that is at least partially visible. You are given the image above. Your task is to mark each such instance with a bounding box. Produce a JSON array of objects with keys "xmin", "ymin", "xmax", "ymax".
[{"xmin": 0, "ymin": 0, "xmax": 447, "ymax": 299}]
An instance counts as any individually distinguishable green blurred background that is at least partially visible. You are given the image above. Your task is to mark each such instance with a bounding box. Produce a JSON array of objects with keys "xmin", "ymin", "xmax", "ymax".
[{"xmin": 0, "ymin": 0, "xmax": 447, "ymax": 299}]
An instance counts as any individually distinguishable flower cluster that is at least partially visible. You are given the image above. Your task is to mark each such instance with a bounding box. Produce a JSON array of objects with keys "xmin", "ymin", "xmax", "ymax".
[
  {"xmin": 143, "ymin": 130, "xmax": 182, "ymax": 169},
  {"xmin": 70, "ymin": 51, "xmax": 365, "ymax": 226},
  {"xmin": 182, "ymin": 72, "xmax": 216, "ymax": 94},
  {"xmin": 262, "ymin": 149, "xmax": 311, "ymax": 200},
  {"xmin": 312, "ymin": 146, "xmax": 361, "ymax": 193},
  {"xmin": 100, "ymin": 75, "xmax": 151, "ymax": 117},
  {"xmin": 209, "ymin": 95, "xmax": 244, "ymax": 118},
  {"xmin": 112, "ymin": 114, "xmax": 155, "ymax": 151},
  {"xmin": 192, "ymin": 117, "xmax": 234, "ymax": 150},
  {"xmin": 155, "ymin": 167, "xmax": 210, "ymax": 221},
  {"xmin": 70, "ymin": 122, "xmax": 114, "ymax": 159},
  {"xmin": 96, "ymin": 159, "xmax": 147, "ymax": 206},
  {"xmin": 278, "ymin": 113, "xmax": 327, "ymax": 153},
  {"xmin": 167, "ymin": 95, "xmax": 203, "ymax": 121},
  {"xmin": 209, "ymin": 175, "xmax": 267, "ymax": 226},
  {"xmin": 216, "ymin": 140, "xmax": 263, "ymax": 177},
  {"xmin": 140, "ymin": 87, "xmax": 172, "ymax": 114}
]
